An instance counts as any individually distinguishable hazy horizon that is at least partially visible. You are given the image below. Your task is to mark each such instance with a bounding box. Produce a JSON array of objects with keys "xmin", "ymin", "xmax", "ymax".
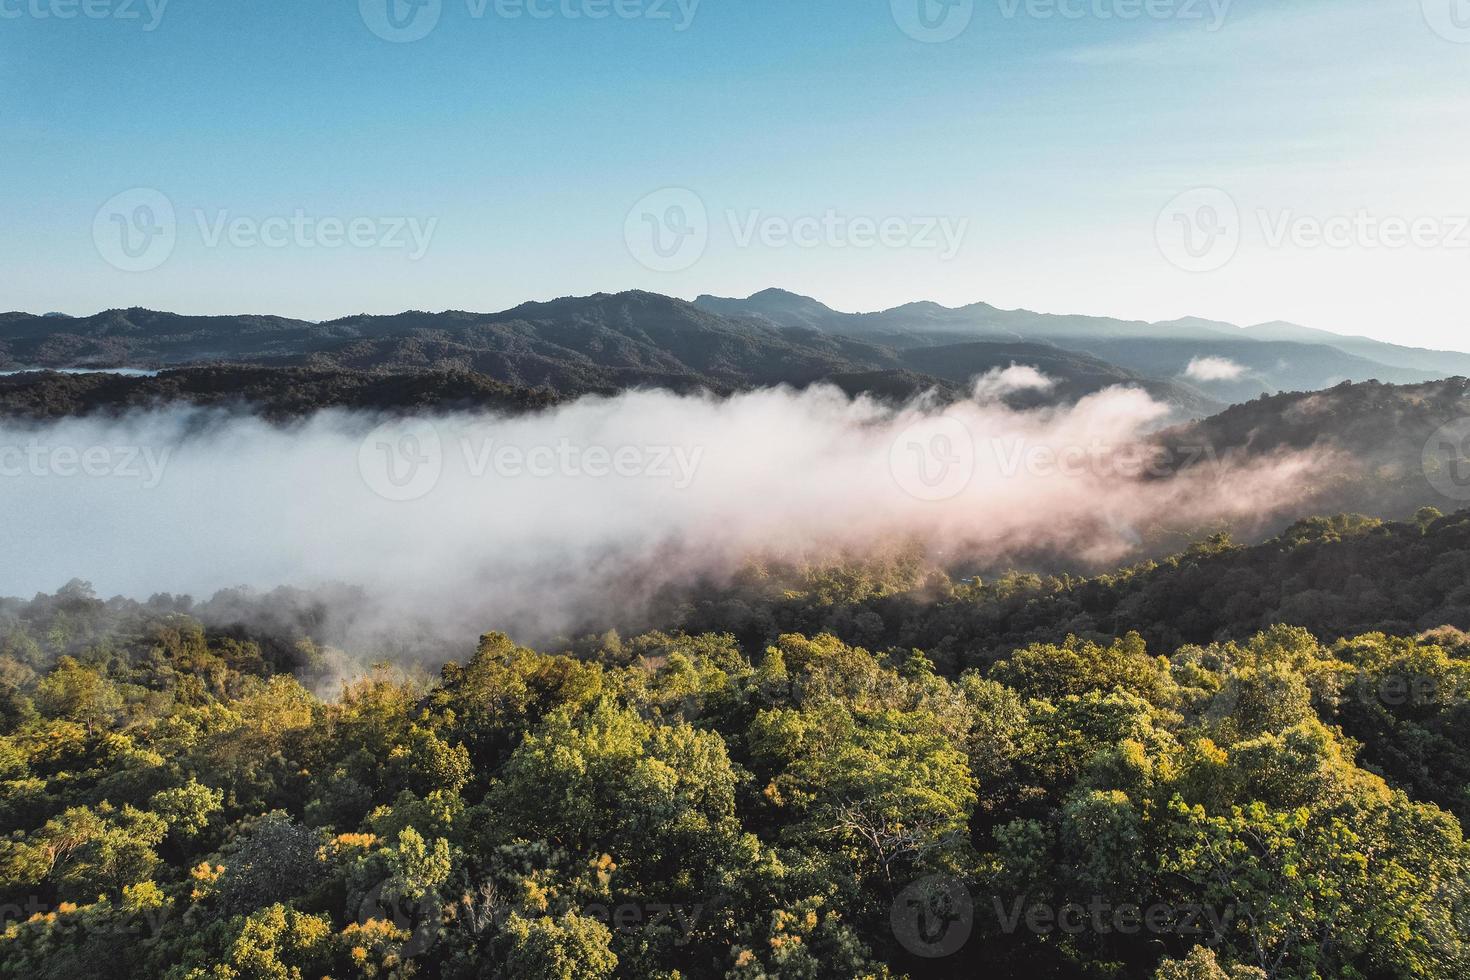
[{"xmin": 10, "ymin": 284, "xmax": 1470, "ymax": 357}]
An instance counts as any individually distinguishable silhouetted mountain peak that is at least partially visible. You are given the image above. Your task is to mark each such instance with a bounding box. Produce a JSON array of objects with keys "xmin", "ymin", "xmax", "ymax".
[
  {"xmin": 882, "ymin": 300, "xmax": 953, "ymax": 316},
  {"xmin": 1154, "ymin": 315, "xmax": 1241, "ymax": 334},
  {"xmin": 696, "ymin": 287, "xmax": 836, "ymax": 313},
  {"xmin": 748, "ymin": 287, "xmax": 833, "ymax": 307},
  {"xmin": 694, "ymin": 288, "xmax": 848, "ymax": 332}
]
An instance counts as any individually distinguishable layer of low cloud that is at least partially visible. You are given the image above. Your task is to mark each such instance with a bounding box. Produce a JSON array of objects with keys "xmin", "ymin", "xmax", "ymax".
[
  {"xmin": 0, "ymin": 380, "xmax": 1329, "ymax": 648},
  {"xmin": 972, "ymin": 364, "xmax": 1056, "ymax": 401},
  {"xmin": 1185, "ymin": 356, "xmax": 1248, "ymax": 382}
]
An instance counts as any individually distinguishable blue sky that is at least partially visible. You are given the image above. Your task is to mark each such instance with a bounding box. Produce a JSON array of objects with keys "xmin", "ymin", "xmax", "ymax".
[{"xmin": 3, "ymin": 0, "xmax": 1469, "ymax": 349}]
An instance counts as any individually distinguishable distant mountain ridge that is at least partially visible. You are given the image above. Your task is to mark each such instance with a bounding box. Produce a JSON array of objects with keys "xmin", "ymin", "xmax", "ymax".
[
  {"xmin": 695, "ymin": 288, "xmax": 1470, "ymax": 400},
  {"xmin": 0, "ymin": 291, "xmax": 1218, "ymax": 414},
  {"xmin": 5, "ymin": 288, "xmax": 1465, "ymax": 412}
]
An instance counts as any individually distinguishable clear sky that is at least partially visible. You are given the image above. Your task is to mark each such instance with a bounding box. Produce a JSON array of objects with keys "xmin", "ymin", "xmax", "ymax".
[{"xmin": 3, "ymin": 0, "xmax": 1468, "ymax": 349}]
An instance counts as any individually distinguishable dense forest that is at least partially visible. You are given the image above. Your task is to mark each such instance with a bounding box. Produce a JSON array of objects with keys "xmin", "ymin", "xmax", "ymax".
[
  {"xmin": 664, "ymin": 509, "xmax": 1470, "ymax": 669},
  {"xmin": 0, "ymin": 367, "xmax": 561, "ymax": 423},
  {"xmin": 3, "ymin": 510, "xmax": 1470, "ymax": 977}
]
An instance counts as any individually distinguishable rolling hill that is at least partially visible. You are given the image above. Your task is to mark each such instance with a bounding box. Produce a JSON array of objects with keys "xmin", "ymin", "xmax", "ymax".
[
  {"xmin": 7, "ymin": 287, "xmax": 1466, "ymax": 420},
  {"xmin": 695, "ymin": 288, "xmax": 1470, "ymax": 399},
  {"xmin": 0, "ymin": 292, "xmax": 1218, "ymax": 415}
]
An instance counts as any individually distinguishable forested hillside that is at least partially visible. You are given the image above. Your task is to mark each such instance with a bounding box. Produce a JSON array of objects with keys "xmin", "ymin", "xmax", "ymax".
[
  {"xmin": 0, "ymin": 294, "xmax": 1213, "ymax": 413},
  {"xmin": 667, "ymin": 510, "xmax": 1470, "ymax": 668},
  {"xmin": 14, "ymin": 289, "xmax": 1470, "ymax": 423},
  {"xmin": 0, "ymin": 367, "xmax": 561, "ymax": 422},
  {"xmin": 4, "ymin": 511, "xmax": 1470, "ymax": 978}
]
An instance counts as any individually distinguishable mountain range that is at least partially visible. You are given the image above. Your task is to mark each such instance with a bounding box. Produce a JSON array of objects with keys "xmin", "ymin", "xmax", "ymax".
[
  {"xmin": 696, "ymin": 289, "xmax": 1470, "ymax": 404},
  {"xmin": 3, "ymin": 288, "xmax": 1468, "ymax": 415}
]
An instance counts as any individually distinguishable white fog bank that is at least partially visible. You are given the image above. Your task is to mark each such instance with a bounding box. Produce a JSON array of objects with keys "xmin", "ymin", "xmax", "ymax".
[{"xmin": 0, "ymin": 380, "xmax": 1330, "ymax": 642}]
